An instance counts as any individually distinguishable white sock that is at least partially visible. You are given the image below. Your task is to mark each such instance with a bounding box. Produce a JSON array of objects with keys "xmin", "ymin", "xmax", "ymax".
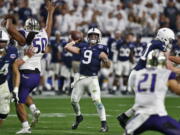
[
  {"xmin": 71, "ymin": 102, "xmax": 81, "ymax": 116},
  {"xmin": 29, "ymin": 104, "xmax": 37, "ymax": 113},
  {"xmin": 94, "ymin": 101, "xmax": 106, "ymax": 121},
  {"xmin": 124, "ymin": 108, "xmax": 134, "ymax": 117},
  {"xmin": 22, "ymin": 121, "xmax": 30, "ymax": 128}
]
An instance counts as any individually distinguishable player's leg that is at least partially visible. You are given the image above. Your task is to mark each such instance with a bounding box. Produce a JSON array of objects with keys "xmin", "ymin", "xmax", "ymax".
[
  {"xmin": 89, "ymin": 76, "xmax": 108, "ymax": 132},
  {"xmin": 0, "ymin": 81, "xmax": 11, "ymax": 126},
  {"xmin": 71, "ymin": 61, "xmax": 80, "ymax": 88},
  {"xmin": 71, "ymin": 79, "xmax": 84, "ymax": 129},
  {"xmin": 132, "ymin": 115, "xmax": 180, "ymax": 135},
  {"xmin": 25, "ymin": 96, "xmax": 40, "ymax": 127},
  {"xmin": 117, "ymin": 107, "xmax": 135, "ymax": 129},
  {"xmin": 112, "ymin": 61, "xmax": 123, "ymax": 94},
  {"xmin": 16, "ymin": 73, "xmax": 40, "ymax": 134},
  {"xmin": 121, "ymin": 61, "xmax": 131, "ymax": 94},
  {"xmin": 16, "ymin": 89, "xmax": 31, "ymax": 134}
]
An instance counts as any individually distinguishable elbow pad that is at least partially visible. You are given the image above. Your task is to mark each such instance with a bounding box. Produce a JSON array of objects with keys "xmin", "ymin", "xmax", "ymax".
[{"xmin": 26, "ymin": 31, "xmax": 38, "ymax": 45}]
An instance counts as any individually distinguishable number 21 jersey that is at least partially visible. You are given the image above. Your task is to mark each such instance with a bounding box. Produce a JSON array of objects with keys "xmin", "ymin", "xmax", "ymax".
[{"xmin": 129, "ymin": 68, "xmax": 176, "ymax": 116}]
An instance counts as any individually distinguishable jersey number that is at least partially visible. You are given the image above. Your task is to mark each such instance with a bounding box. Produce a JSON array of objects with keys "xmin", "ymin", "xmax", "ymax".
[
  {"xmin": 82, "ymin": 50, "xmax": 92, "ymax": 64},
  {"xmin": 137, "ymin": 73, "xmax": 157, "ymax": 92},
  {"xmin": 33, "ymin": 38, "xmax": 48, "ymax": 53},
  {"xmin": 0, "ymin": 63, "xmax": 9, "ymax": 76}
]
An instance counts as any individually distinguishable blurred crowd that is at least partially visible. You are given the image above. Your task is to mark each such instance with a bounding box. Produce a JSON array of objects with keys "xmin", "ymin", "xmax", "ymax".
[
  {"xmin": 0, "ymin": 0, "xmax": 180, "ymax": 36},
  {"xmin": 0, "ymin": 0, "xmax": 180, "ymax": 95}
]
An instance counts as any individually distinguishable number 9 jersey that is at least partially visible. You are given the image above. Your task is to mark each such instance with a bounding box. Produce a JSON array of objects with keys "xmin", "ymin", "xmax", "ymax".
[
  {"xmin": 19, "ymin": 29, "xmax": 48, "ymax": 72},
  {"xmin": 79, "ymin": 43, "xmax": 109, "ymax": 76},
  {"xmin": 129, "ymin": 68, "xmax": 176, "ymax": 116}
]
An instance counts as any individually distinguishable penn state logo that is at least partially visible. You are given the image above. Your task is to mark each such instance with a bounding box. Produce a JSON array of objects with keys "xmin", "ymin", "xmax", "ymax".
[{"xmin": 10, "ymin": 54, "xmax": 16, "ymax": 59}]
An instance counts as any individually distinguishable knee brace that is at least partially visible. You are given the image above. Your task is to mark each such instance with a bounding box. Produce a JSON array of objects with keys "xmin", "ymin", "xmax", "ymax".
[{"xmin": 0, "ymin": 113, "xmax": 8, "ymax": 120}]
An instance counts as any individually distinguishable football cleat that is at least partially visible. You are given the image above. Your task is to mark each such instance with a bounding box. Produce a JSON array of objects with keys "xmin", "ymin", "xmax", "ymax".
[
  {"xmin": 16, "ymin": 127, "xmax": 31, "ymax": 134},
  {"xmin": 72, "ymin": 115, "xmax": 83, "ymax": 130},
  {"xmin": 30, "ymin": 109, "xmax": 41, "ymax": 127},
  {"xmin": 99, "ymin": 121, "xmax": 108, "ymax": 132},
  {"xmin": 117, "ymin": 113, "xmax": 129, "ymax": 129}
]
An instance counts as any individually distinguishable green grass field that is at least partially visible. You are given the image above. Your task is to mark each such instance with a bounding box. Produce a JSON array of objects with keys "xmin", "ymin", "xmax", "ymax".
[{"xmin": 1, "ymin": 97, "xmax": 180, "ymax": 135}]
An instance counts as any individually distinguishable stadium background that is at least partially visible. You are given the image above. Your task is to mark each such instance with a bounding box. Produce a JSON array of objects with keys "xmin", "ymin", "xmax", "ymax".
[{"xmin": 0, "ymin": 0, "xmax": 180, "ymax": 135}]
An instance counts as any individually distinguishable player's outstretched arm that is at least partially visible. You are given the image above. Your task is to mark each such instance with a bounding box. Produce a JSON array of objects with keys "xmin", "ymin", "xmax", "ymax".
[
  {"xmin": 168, "ymin": 79, "xmax": 180, "ymax": 95},
  {"xmin": 169, "ymin": 56, "xmax": 180, "ymax": 64},
  {"xmin": 99, "ymin": 52, "xmax": 111, "ymax": 68},
  {"xmin": 5, "ymin": 19, "xmax": 26, "ymax": 46},
  {"xmin": 45, "ymin": 1, "xmax": 56, "ymax": 37},
  {"xmin": 64, "ymin": 40, "xmax": 80, "ymax": 54}
]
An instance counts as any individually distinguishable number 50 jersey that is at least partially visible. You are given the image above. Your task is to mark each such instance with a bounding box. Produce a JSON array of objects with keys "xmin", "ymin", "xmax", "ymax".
[
  {"xmin": 79, "ymin": 43, "xmax": 109, "ymax": 76},
  {"xmin": 19, "ymin": 29, "xmax": 48, "ymax": 72},
  {"xmin": 129, "ymin": 68, "xmax": 176, "ymax": 116}
]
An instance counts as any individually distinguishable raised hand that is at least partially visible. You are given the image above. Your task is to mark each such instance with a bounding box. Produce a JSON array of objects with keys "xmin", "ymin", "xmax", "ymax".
[{"xmin": 46, "ymin": 0, "xmax": 57, "ymax": 13}]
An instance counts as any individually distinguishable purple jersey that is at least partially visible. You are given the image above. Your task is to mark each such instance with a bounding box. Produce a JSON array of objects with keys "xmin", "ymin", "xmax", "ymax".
[
  {"xmin": 0, "ymin": 45, "xmax": 18, "ymax": 85},
  {"xmin": 79, "ymin": 43, "xmax": 109, "ymax": 76}
]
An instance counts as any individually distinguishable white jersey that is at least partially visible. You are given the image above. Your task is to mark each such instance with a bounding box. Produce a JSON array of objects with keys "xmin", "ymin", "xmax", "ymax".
[
  {"xmin": 129, "ymin": 68, "xmax": 174, "ymax": 116},
  {"xmin": 19, "ymin": 29, "xmax": 48, "ymax": 72}
]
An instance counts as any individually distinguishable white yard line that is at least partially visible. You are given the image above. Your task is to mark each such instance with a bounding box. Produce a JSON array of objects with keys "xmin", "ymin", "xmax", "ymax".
[{"xmin": 9, "ymin": 113, "xmax": 112, "ymax": 118}]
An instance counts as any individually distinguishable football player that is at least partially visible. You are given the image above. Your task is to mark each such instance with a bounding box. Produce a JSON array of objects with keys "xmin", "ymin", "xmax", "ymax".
[
  {"xmin": 64, "ymin": 28, "xmax": 110, "ymax": 132},
  {"xmin": 117, "ymin": 27, "xmax": 176, "ymax": 129},
  {"xmin": 106, "ymin": 31, "xmax": 123, "ymax": 94},
  {"xmin": 124, "ymin": 50, "xmax": 180, "ymax": 135},
  {"xmin": 5, "ymin": 1, "xmax": 56, "ymax": 134},
  {"xmin": 0, "ymin": 28, "xmax": 33, "ymax": 126},
  {"xmin": 113, "ymin": 33, "xmax": 134, "ymax": 94}
]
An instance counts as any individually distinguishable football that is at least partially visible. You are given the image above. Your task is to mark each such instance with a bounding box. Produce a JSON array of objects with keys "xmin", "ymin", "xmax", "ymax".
[{"xmin": 70, "ymin": 30, "xmax": 83, "ymax": 41}]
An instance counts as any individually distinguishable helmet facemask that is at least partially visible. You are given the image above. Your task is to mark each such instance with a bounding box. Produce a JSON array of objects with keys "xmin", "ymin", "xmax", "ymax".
[
  {"xmin": 25, "ymin": 18, "xmax": 40, "ymax": 33},
  {"xmin": 87, "ymin": 28, "xmax": 102, "ymax": 45},
  {"xmin": 88, "ymin": 33, "xmax": 100, "ymax": 45}
]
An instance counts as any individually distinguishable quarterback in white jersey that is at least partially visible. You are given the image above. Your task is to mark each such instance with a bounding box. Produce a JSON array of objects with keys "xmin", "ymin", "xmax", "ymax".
[
  {"xmin": 123, "ymin": 50, "xmax": 180, "ymax": 135},
  {"xmin": 5, "ymin": 1, "xmax": 56, "ymax": 134}
]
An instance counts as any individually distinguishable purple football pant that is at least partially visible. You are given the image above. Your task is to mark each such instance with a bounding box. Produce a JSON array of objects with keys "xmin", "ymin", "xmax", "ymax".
[
  {"xmin": 18, "ymin": 73, "xmax": 40, "ymax": 103},
  {"xmin": 133, "ymin": 115, "xmax": 180, "ymax": 135}
]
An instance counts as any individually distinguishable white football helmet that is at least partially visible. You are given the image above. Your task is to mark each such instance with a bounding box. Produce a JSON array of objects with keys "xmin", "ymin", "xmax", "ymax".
[
  {"xmin": 146, "ymin": 49, "xmax": 166, "ymax": 69},
  {"xmin": 25, "ymin": 18, "xmax": 40, "ymax": 32},
  {"xmin": 155, "ymin": 28, "xmax": 175, "ymax": 49},
  {"xmin": 87, "ymin": 28, "xmax": 102, "ymax": 44},
  {"xmin": 0, "ymin": 29, "xmax": 10, "ymax": 52}
]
